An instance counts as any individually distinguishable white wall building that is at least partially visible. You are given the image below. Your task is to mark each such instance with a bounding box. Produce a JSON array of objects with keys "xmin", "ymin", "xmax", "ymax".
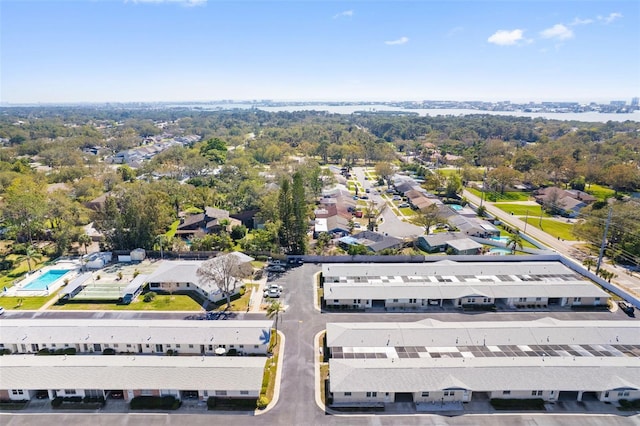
[{"xmin": 326, "ymin": 318, "xmax": 640, "ymax": 407}]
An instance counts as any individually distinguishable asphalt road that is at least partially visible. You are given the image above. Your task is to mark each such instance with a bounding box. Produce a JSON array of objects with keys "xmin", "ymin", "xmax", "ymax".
[
  {"xmin": 3, "ymin": 264, "xmax": 638, "ymax": 426},
  {"xmin": 351, "ymin": 166, "xmax": 423, "ymax": 238}
]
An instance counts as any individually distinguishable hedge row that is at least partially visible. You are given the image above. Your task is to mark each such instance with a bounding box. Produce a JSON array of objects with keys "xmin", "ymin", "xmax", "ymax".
[
  {"xmin": 37, "ymin": 348, "xmax": 77, "ymax": 355},
  {"xmin": 490, "ymin": 398, "xmax": 545, "ymax": 410},
  {"xmin": 130, "ymin": 395, "xmax": 181, "ymax": 410}
]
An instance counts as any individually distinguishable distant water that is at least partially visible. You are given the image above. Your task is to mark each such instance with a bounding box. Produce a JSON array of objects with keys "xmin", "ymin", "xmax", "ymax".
[{"xmin": 168, "ymin": 103, "xmax": 640, "ymax": 123}]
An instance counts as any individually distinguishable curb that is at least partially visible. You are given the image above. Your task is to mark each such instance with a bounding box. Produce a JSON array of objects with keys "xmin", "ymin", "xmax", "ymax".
[{"xmin": 255, "ymin": 330, "xmax": 285, "ymax": 415}]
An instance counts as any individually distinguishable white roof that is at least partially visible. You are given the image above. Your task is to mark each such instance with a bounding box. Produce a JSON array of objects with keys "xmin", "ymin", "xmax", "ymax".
[
  {"xmin": 329, "ymin": 356, "xmax": 640, "ymax": 393},
  {"xmin": 0, "ymin": 355, "xmax": 265, "ymax": 391},
  {"xmin": 327, "ymin": 318, "xmax": 640, "ymax": 348},
  {"xmin": 1, "ymin": 319, "xmax": 273, "ymax": 346},
  {"xmin": 322, "ymin": 260, "xmax": 608, "ymax": 300}
]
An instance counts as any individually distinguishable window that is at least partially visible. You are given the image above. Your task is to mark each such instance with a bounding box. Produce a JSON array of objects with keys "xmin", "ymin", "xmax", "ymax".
[
  {"xmin": 189, "ymin": 344, "xmax": 194, "ymax": 348},
  {"xmin": 393, "ymin": 299, "xmax": 398, "ymax": 303},
  {"xmin": 531, "ymin": 390, "xmax": 543, "ymax": 396},
  {"xmin": 203, "ymin": 391, "xmax": 208, "ymax": 397},
  {"xmin": 65, "ymin": 390, "xmax": 77, "ymax": 395},
  {"xmin": 126, "ymin": 344, "xmax": 132, "ymax": 348},
  {"xmin": 141, "ymin": 390, "xmax": 153, "ymax": 396},
  {"xmin": 344, "ymin": 392, "xmax": 352, "ymax": 396},
  {"xmin": 176, "ymin": 344, "xmax": 181, "ymax": 348},
  {"xmin": 186, "ymin": 283, "xmax": 190, "ymax": 287},
  {"xmin": 240, "ymin": 391, "xmax": 249, "ymax": 395},
  {"xmin": 254, "ymin": 345, "xmax": 259, "ymax": 349},
  {"xmin": 409, "ymin": 299, "xmax": 417, "ymax": 304},
  {"xmin": 444, "ymin": 391, "xmax": 455, "ymax": 396},
  {"xmin": 536, "ymin": 297, "xmax": 542, "ymax": 302},
  {"xmin": 333, "ymin": 299, "xmax": 339, "ymax": 303},
  {"xmin": 518, "ymin": 297, "xmax": 527, "ymax": 302},
  {"xmin": 366, "ymin": 392, "xmax": 377, "ymax": 398},
  {"xmin": 12, "ymin": 390, "xmax": 24, "ymax": 395},
  {"xmin": 618, "ymin": 391, "xmax": 630, "ymax": 397},
  {"xmin": 239, "ymin": 345, "xmax": 244, "ymax": 348},
  {"xmin": 502, "ymin": 390, "xmax": 511, "ymax": 395},
  {"xmin": 573, "ymin": 297, "xmax": 581, "ymax": 302},
  {"xmin": 468, "ymin": 298, "xmax": 475, "ymax": 303},
  {"xmin": 483, "ymin": 298, "xmax": 490, "ymax": 303},
  {"xmin": 65, "ymin": 344, "xmax": 69, "ymax": 348},
  {"xmin": 215, "ymin": 391, "xmax": 227, "ymax": 396},
  {"xmin": 114, "ymin": 344, "xmax": 119, "ymax": 348},
  {"xmin": 421, "ymin": 392, "xmax": 429, "ymax": 397},
  {"xmin": 145, "ymin": 344, "xmax": 150, "ymax": 348}
]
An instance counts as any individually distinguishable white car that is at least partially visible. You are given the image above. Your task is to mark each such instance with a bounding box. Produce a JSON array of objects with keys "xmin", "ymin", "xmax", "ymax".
[
  {"xmin": 0, "ymin": 307, "xmax": 5, "ymax": 315},
  {"xmin": 264, "ymin": 284, "xmax": 283, "ymax": 298}
]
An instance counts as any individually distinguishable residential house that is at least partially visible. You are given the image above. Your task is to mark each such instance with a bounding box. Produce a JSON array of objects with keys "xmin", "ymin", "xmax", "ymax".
[
  {"xmin": 176, "ymin": 207, "xmax": 241, "ymax": 237},
  {"xmin": 338, "ymin": 231, "xmax": 403, "ymax": 253},
  {"xmin": 534, "ymin": 187, "xmax": 597, "ymax": 217}
]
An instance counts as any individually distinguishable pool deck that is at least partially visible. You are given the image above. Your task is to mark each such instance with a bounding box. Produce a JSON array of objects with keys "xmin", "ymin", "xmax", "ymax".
[{"xmin": 3, "ymin": 260, "xmax": 81, "ymax": 297}]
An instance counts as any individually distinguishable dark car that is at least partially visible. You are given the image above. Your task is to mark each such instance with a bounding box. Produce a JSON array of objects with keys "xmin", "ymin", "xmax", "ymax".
[{"xmin": 618, "ymin": 301, "xmax": 635, "ymax": 316}]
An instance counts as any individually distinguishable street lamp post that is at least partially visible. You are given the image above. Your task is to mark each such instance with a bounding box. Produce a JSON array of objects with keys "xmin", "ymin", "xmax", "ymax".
[{"xmin": 524, "ymin": 210, "xmax": 529, "ymax": 234}]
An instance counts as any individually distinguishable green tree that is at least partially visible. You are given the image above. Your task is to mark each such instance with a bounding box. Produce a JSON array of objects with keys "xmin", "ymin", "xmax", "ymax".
[
  {"xmin": 3, "ymin": 176, "xmax": 47, "ymax": 244},
  {"xmin": 199, "ymin": 137, "xmax": 228, "ymax": 164},
  {"xmin": 414, "ymin": 204, "xmax": 444, "ymax": 235},
  {"xmin": 445, "ymin": 174, "xmax": 463, "ymax": 198},
  {"xmin": 77, "ymin": 233, "xmax": 92, "ymax": 255},
  {"xmin": 266, "ymin": 300, "xmax": 285, "ymax": 345},
  {"xmin": 507, "ymin": 230, "xmax": 523, "ymax": 254},
  {"xmin": 15, "ymin": 245, "xmax": 43, "ymax": 272}
]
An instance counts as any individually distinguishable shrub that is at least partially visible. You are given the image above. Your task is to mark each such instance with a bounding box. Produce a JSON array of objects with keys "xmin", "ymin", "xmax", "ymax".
[
  {"xmin": 51, "ymin": 397, "xmax": 63, "ymax": 408},
  {"xmin": 238, "ymin": 286, "xmax": 246, "ymax": 297},
  {"xmin": 206, "ymin": 397, "xmax": 216, "ymax": 409},
  {"xmin": 63, "ymin": 347, "xmax": 76, "ymax": 355},
  {"xmin": 130, "ymin": 395, "xmax": 181, "ymax": 410},
  {"xmin": 143, "ymin": 292, "xmax": 157, "ymax": 303},
  {"xmin": 0, "ymin": 348, "xmax": 12, "ymax": 355},
  {"xmin": 103, "ymin": 348, "xmax": 116, "ymax": 355},
  {"xmin": 37, "ymin": 348, "xmax": 53, "ymax": 355},
  {"xmin": 133, "ymin": 269, "xmax": 140, "ymax": 278},
  {"xmin": 256, "ymin": 396, "xmax": 270, "ymax": 409}
]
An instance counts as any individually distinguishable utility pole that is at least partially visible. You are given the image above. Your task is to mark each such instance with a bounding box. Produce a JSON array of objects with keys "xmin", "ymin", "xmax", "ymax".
[
  {"xmin": 524, "ymin": 209, "xmax": 529, "ymax": 234},
  {"xmin": 596, "ymin": 207, "xmax": 613, "ymax": 275}
]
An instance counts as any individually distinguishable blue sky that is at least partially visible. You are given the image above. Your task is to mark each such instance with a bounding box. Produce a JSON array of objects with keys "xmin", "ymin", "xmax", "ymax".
[{"xmin": 1, "ymin": 1, "xmax": 638, "ymax": 104}]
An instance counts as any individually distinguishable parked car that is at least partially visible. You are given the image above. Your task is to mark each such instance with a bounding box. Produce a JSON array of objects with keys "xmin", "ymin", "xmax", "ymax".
[
  {"xmin": 365, "ymin": 188, "xmax": 370, "ymax": 193},
  {"xmin": 266, "ymin": 265, "xmax": 286, "ymax": 273},
  {"xmin": 398, "ymin": 202, "xmax": 410, "ymax": 208},
  {"xmin": 264, "ymin": 287, "xmax": 281, "ymax": 298},
  {"xmin": 392, "ymin": 195, "xmax": 402, "ymax": 200},
  {"xmin": 618, "ymin": 301, "xmax": 635, "ymax": 316},
  {"xmin": 353, "ymin": 223, "xmax": 362, "ymax": 229},
  {"xmin": 266, "ymin": 284, "xmax": 283, "ymax": 292},
  {"xmin": 0, "ymin": 307, "xmax": 4, "ymax": 316}
]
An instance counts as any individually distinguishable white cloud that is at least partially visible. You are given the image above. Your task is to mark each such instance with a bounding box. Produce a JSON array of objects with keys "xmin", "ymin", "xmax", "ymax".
[
  {"xmin": 487, "ymin": 29, "xmax": 524, "ymax": 46},
  {"xmin": 570, "ymin": 17, "xmax": 594, "ymax": 26},
  {"xmin": 599, "ymin": 12, "xmax": 622, "ymax": 24},
  {"xmin": 540, "ymin": 24, "xmax": 573, "ymax": 40},
  {"xmin": 384, "ymin": 36, "xmax": 409, "ymax": 46},
  {"xmin": 127, "ymin": 0, "xmax": 207, "ymax": 6},
  {"xmin": 333, "ymin": 10, "xmax": 353, "ymax": 19}
]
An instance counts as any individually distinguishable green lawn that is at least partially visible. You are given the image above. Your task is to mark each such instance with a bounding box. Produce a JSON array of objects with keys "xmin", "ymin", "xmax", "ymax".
[
  {"xmin": 211, "ymin": 285, "xmax": 254, "ymax": 312},
  {"xmin": 399, "ymin": 207, "xmax": 415, "ymax": 216},
  {"xmin": 585, "ymin": 184, "xmax": 615, "ymax": 200},
  {"xmin": 522, "ymin": 218, "xmax": 576, "ymax": 241},
  {"xmin": 467, "ymin": 188, "xmax": 531, "ymax": 202},
  {"xmin": 493, "ymin": 203, "xmax": 550, "ymax": 217},
  {"xmin": 0, "ymin": 292, "xmax": 59, "ymax": 310},
  {"xmin": 0, "ymin": 255, "xmax": 51, "ymax": 289},
  {"xmin": 51, "ymin": 294, "xmax": 203, "ymax": 311},
  {"xmin": 436, "ymin": 168, "xmax": 460, "ymax": 176}
]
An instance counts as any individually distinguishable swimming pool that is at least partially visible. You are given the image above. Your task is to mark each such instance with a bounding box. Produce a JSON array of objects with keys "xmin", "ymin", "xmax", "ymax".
[
  {"xmin": 489, "ymin": 247, "xmax": 512, "ymax": 255},
  {"xmin": 22, "ymin": 269, "xmax": 70, "ymax": 291},
  {"xmin": 490, "ymin": 236, "xmax": 511, "ymax": 243},
  {"xmin": 449, "ymin": 204, "xmax": 463, "ymax": 211}
]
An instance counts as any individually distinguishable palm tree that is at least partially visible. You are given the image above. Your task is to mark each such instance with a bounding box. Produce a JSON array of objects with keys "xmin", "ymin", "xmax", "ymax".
[
  {"xmin": 16, "ymin": 245, "xmax": 43, "ymax": 272},
  {"xmin": 506, "ymin": 230, "xmax": 523, "ymax": 254},
  {"xmin": 266, "ymin": 300, "xmax": 285, "ymax": 346},
  {"xmin": 77, "ymin": 233, "xmax": 92, "ymax": 255},
  {"xmin": 582, "ymin": 258, "xmax": 596, "ymax": 272}
]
